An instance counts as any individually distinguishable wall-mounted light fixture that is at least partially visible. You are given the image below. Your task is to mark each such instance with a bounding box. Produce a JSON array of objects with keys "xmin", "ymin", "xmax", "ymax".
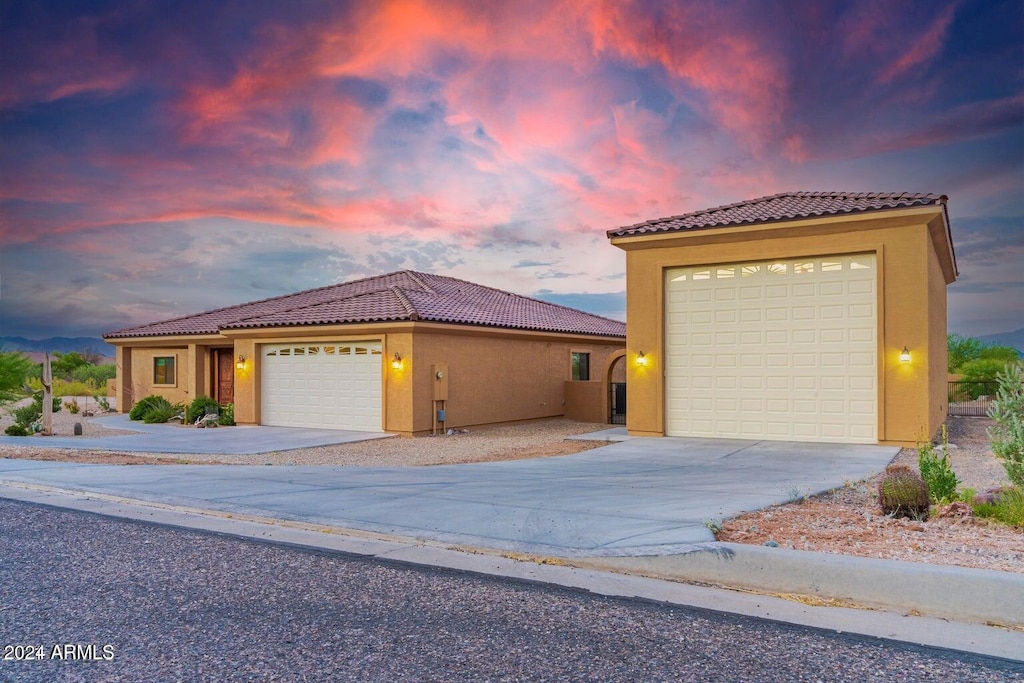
[
  {"xmin": 392, "ymin": 352, "xmax": 403, "ymax": 370},
  {"xmin": 236, "ymin": 355, "xmax": 246, "ymax": 370},
  {"xmin": 636, "ymin": 351, "xmax": 647, "ymax": 366},
  {"xmin": 899, "ymin": 346, "xmax": 911, "ymax": 363}
]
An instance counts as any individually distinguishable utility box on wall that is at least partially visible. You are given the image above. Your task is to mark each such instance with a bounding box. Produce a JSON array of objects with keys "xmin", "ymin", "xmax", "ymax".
[{"xmin": 432, "ymin": 364, "xmax": 449, "ymax": 401}]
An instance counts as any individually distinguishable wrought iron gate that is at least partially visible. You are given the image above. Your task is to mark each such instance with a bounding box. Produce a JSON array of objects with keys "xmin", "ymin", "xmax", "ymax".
[
  {"xmin": 947, "ymin": 381, "xmax": 999, "ymax": 417},
  {"xmin": 609, "ymin": 382, "xmax": 626, "ymax": 425}
]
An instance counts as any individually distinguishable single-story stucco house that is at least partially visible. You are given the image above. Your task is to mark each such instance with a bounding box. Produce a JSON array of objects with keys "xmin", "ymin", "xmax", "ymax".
[
  {"xmin": 104, "ymin": 270, "xmax": 626, "ymax": 434},
  {"xmin": 607, "ymin": 191, "xmax": 957, "ymax": 446}
]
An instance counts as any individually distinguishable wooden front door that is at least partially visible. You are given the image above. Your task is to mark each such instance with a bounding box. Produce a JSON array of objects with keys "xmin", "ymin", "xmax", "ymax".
[{"xmin": 217, "ymin": 351, "xmax": 235, "ymax": 405}]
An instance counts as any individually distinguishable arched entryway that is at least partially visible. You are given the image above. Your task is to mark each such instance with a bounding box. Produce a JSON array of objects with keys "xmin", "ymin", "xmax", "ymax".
[{"xmin": 606, "ymin": 353, "xmax": 626, "ymax": 425}]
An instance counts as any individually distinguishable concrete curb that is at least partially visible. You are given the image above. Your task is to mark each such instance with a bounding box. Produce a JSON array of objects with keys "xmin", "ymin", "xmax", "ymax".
[{"xmin": 579, "ymin": 542, "xmax": 1024, "ymax": 627}]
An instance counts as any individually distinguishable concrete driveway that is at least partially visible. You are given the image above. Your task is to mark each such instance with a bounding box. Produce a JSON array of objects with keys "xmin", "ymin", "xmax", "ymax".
[
  {"xmin": 0, "ymin": 415, "xmax": 393, "ymax": 454},
  {"xmin": 0, "ymin": 436, "xmax": 897, "ymax": 556}
]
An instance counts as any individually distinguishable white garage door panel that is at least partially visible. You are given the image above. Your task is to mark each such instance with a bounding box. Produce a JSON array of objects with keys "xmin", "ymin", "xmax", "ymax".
[
  {"xmin": 261, "ymin": 342, "xmax": 382, "ymax": 431},
  {"xmin": 665, "ymin": 255, "xmax": 877, "ymax": 444}
]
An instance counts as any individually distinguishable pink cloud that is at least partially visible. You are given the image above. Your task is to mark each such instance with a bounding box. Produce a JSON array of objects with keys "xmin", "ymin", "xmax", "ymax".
[{"xmin": 877, "ymin": 3, "xmax": 958, "ymax": 84}]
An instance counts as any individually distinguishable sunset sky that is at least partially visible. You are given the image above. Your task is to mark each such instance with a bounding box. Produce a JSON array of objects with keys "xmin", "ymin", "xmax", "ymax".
[{"xmin": 1, "ymin": 0, "xmax": 1021, "ymax": 341}]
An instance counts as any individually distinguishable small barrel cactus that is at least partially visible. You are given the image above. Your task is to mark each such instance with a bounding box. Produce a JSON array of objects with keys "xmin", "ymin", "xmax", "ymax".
[{"xmin": 877, "ymin": 464, "xmax": 930, "ymax": 518}]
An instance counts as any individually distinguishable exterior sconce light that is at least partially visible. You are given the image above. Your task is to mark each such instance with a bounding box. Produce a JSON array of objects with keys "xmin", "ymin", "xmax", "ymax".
[
  {"xmin": 899, "ymin": 346, "xmax": 911, "ymax": 363},
  {"xmin": 236, "ymin": 355, "xmax": 246, "ymax": 370},
  {"xmin": 636, "ymin": 351, "xmax": 647, "ymax": 366},
  {"xmin": 392, "ymin": 352, "xmax": 403, "ymax": 370}
]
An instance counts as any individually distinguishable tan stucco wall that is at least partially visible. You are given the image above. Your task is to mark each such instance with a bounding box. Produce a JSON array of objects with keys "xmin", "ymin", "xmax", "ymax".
[
  {"xmin": 127, "ymin": 347, "xmax": 192, "ymax": 406},
  {"xmin": 202, "ymin": 321, "xmax": 618, "ymax": 432},
  {"xmin": 564, "ymin": 381, "xmax": 605, "ymax": 423},
  {"xmin": 114, "ymin": 343, "xmax": 219, "ymax": 413},
  {"xmin": 403, "ymin": 330, "xmax": 624, "ymax": 434},
  {"xmin": 612, "ymin": 208, "xmax": 955, "ymax": 446}
]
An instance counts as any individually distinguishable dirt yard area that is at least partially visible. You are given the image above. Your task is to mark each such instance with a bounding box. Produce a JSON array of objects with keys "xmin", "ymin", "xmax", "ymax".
[{"xmin": 718, "ymin": 418, "xmax": 1023, "ymax": 574}]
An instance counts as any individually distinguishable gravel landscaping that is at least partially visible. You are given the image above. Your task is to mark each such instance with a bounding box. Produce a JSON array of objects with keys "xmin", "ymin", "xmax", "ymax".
[
  {"xmin": 719, "ymin": 418, "xmax": 1024, "ymax": 574},
  {"xmin": 0, "ymin": 407, "xmax": 609, "ymax": 466}
]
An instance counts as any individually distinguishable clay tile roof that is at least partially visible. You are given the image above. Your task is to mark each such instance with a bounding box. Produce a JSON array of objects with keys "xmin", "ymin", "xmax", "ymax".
[
  {"xmin": 104, "ymin": 271, "xmax": 625, "ymax": 339},
  {"xmin": 607, "ymin": 191, "xmax": 947, "ymax": 238}
]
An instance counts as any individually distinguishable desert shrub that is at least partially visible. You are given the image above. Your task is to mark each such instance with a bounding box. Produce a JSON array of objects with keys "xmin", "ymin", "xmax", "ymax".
[
  {"xmin": 186, "ymin": 395, "xmax": 221, "ymax": 424},
  {"xmin": 13, "ymin": 403, "xmax": 42, "ymax": 429},
  {"xmin": 218, "ymin": 403, "xmax": 235, "ymax": 426},
  {"xmin": 972, "ymin": 488, "xmax": 1024, "ymax": 528},
  {"xmin": 918, "ymin": 425, "xmax": 958, "ymax": 503},
  {"xmin": 129, "ymin": 395, "xmax": 165, "ymax": 421},
  {"xmin": 960, "ymin": 358, "xmax": 1017, "ymax": 384},
  {"xmin": 979, "ymin": 346, "xmax": 1022, "ymax": 363},
  {"xmin": 136, "ymin": 396, "xmax": 180, "ymax": 423},
  {"xmin": 948, "ymin": 334, "xmax": 984, "ymax": 373},
  {"xmin": 0, "ymin": 350, "xmax": 35, "ymax": 403},
  {"xmin": 877, "ymin": 464, "xmax": 930, "ymax": 519},
  {"xmin": 66, "ymin": 398, "xmax": 80, "ymax": 414},
  {"xmin": 97, "ymin": 396, "xmax": 111, "ymax": 412},
  {"xmin": 988, "ymin": 364, "xmax": 1024, "ymax": 487},
  {"xmin": 4, "ymin": 424, "xmax": 29, "ymax": 436},
  {"xmin": 51, "ymin": 352, "xmax": 90, "ymax": 379},
  {"xmin": 71, "ymin": 363, "xmax": 116, "ymax": 385},
  {"xmin": 27, "ymin": 378, "xmax": 101, "ymax": 397}
]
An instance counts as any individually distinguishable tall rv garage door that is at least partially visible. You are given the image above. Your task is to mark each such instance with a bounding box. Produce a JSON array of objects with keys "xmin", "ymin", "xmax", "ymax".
[
  {"xmin": 665, "ymin": 255, "xmax": 877, "ymax": 444},
  {"xmin": 261, "ymin": 342, "xmax": 382, "ymax": 431}
]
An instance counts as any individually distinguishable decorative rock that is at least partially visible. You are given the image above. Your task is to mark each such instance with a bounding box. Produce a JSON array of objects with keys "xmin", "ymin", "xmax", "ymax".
[
  {"xmin": 73, "ymin": 423, "xmax": 83, "ymax": 436},
  {"xmin": 764, "ymin": 539, "xmax": 779, "ymax": 547}
]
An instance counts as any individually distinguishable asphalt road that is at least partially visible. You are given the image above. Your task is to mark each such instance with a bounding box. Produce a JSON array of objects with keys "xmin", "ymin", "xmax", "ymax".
[{"xmin": 1, "ymin": 499, "xmax": 1021, "ymax": 682}]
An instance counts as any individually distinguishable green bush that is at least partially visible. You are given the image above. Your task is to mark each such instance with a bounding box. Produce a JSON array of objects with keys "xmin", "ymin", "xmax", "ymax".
[
  {"xmin": 71, "ymin": 363, "xmax": 116, "ymax": 385},
  {"xmin": 27, "ymin": 377, "xmax": 103, "ymax": 397},
  {"xmin": 129, "ymin": 395, "xmax": 165, "ymax": 421},
  {"xmin": 13, "ymin": 403, "xmax": 42, "ymax": 429},
  {"xmin": 4, "ymin": 424, "xmax": 29, "ymax": 436},
  {"xmin": 218, "ymin": 403, "xmax": 235, "ymax": 426},
  {"xmin": 973, "ymin": 488, "xmax": 1024, "ymax": 528},
  {"xmin": 948, "ymin": 333, "xmax": 984, "ymax": 373},
  {"xmin": 0, "ymin": 350, "xmax": 35, "ymax": 403},
  {"xmin": 186, "ymin": 395, "xmax": 221, "ymax": 424},
  {"xmin": 918, "ymin": 425, "xmax": 958, "ymax": 504},
  {"xmin": 142, "ymin": 399, "xmax": 179, "ymax": 424},
  {"xmin": 960, "ymin": 358, "xmax": 1017, "ymax": 384},
  {"xmin": 988, "ymin": 364, "xmax": 1024, "ymax": 487}
]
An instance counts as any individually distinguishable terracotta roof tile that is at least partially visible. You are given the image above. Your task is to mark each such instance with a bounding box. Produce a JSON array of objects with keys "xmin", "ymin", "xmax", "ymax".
[
  {"xmin": 105, "ymin": 271, "xmax": 625, "ymax": 339},
  {"xmin": 607, "ymin": 191, "xmax": 946, "ymax": 238}
]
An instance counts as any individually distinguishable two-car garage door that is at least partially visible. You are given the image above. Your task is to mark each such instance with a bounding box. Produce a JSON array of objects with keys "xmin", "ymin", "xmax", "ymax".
[
  {"xmin": 261, "ymin": 342, "xmax": 382, "ymax": 431},
  {"xmin": 665, "ymin": 254, "xmax": 877, "ymax": 444}
]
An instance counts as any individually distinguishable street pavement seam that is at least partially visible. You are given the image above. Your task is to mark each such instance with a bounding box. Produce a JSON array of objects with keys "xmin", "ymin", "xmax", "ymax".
[{"xmin": 2, "ymin": 481, "xmax": 1022, "ymax": 664}]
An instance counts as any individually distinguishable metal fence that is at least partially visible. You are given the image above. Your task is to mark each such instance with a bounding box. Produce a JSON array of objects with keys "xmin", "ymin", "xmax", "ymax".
[{"xmin": 947, "ymin": 381, "xmax": 999, "ymax": 417}]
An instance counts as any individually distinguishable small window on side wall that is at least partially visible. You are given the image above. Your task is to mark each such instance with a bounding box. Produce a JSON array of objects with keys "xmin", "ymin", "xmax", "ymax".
[
  {"xmin": 571, "ymin": 352, "xmax": 590, "ymax": 381},
  {"xmin": 153, "ymin": 356, "xmax": 176, "ymax": 385}
]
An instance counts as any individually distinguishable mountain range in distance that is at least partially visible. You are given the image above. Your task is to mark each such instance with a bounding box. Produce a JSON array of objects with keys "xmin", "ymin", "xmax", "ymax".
[{"xmin": 976, "ymin": 328, "xmax": 1024, "ymax": 353}]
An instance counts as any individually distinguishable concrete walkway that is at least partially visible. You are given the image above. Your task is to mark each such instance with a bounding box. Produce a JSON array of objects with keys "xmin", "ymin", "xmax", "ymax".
[
  {"xmin": 0, "ymin": 436, "xmax": 896, "ymax": 556},
  {"xmin": 0, "ymin": 414, "xmax": 394, "ymax": 454}
]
